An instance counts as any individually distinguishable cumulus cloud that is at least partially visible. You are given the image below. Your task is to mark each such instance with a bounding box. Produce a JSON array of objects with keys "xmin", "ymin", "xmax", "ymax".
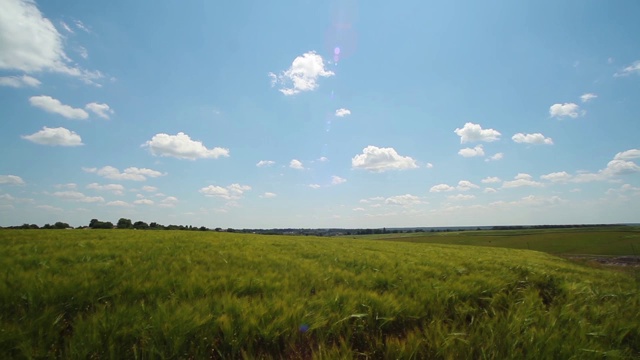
[
  {"xmin": 512, "ymin": 133, "xmax": 553, "ymax": 145},
  {"xmin": 133, "ymin": 199, "xmax": 154, "ymax": 205},
  {"xmin": 385, "ymin": 194, "xmax": 422, "ymax": 206},
  {"xmin": 51, "ymin": 191, "xmax": 104, "ymax": 203},
  {"xmin": 36, "ymin": 204, "xmax": 62, "ymax": 212},
  {"xmin": 430, "ymin": 184, "xmax": 455, "ymax": 193},
  {"xmin": 549, "ymin": 103, "xmax": 582, "ymax": 118},
  {"xmin": 269, "ymin": 51, "xmax": 334, "ymax": 95},
  {"xmin": 256, "ymin": 160, "xmax": 275, "ymax": 167},
  {"xmin": 0, "ymin": 175, "xmax": 25, "ymax": 185},
  {"xmin": 540, "ymin": 171, "xmax": 572, "ymax": 183},
  {"xmin": 351, "ymin": 146, "xmax": 418, "ymax": 172},
  {"xmin": 86, "ymin": 183, "xmax": 124, "ymax": 195},
  {"xmin": 260, "ymin": 192, "xmax": 277, "ymax": 198},
  {"xmin": 614, "ymin": 61, "xmax": 640, "ymax": 77},
  {"xmin": 614, "ymin": 149, "xmax": 640, "ymax": 160},
  {"xmin": 143, "ymin": 132, "xmax": 229, "ymax": 160},
  {"xmin": 29, "ymin": 96, "xmax": 89, "ymax": 119},
  {"xmin": 0, "ymin": 0, "xmax": 103, "ymax": 84},
  {"xmin": 22, "ymin": 126, "xmax": 83, "ymax": 146},
  {"xmin": 426, "ymin": 163, "xmax": 434, "ymax": 169},
  {"xmin": 0, "ymin": 75, "xmax": 40, "ymax": 87},
  {"xmin": 308, "ymin": 184, "xmax": 321, "ymax": 189},
  {"xmin": 335, "ymin": 108, "xmax": 351, "ymax": 117},
  {"xmin": 83, "ymin": 166, "xmax": 165, "ymax": 181},
  {"xmin": 483, "ymin": 187, "xmax": 497, "ymax": 193},
  {"xmin": 502, "ymin": 173, "xmax": 544, "ymax": 188},
  {"xmin": 331, "ymin": 175, "xmax": 347, "ymax": 185},
  {"xmin": 158, "ymin": 196, "xmax": 178, "ymax": 208},
  {"xmin": 141, "ymin": 185, "xmax": 157, "ymax": 192},
  {"xmin": 580, "ymin": 93, "xmax": 598, "ymax": 103},
  {"xmin": 289, "ymin": 159, "xmax": 304, "ymax": 170},
  {"xmin": 106, "ymin": 200, "xmax": 132, "ymax": 207},
  {"xmin": 454, "ymin": 123, "xmax": 501, "ymax": 143},
  {"xmin": 458, "ymin": 145, "xmax": 485, "ymax": 157},
  {"xmin": 481, "ymin": 176, "xmax": 501, "ymax": 184},
  {"xmin": 447, "ymin": 194, "xmax": 475, "ymax": 201},
  {"xmin": 200, "ymin": 183, "xmax": 251, "ymax": 200},
  {"xmin": 457, "ymin": 180, "xmax": 480, "ymax": 191},
  {"xmin": 603, "ymin": 160, "xmax": 640, "ymax": 176},
  {"xmin": 485, "ymin": 153, "xmax": 504, "ymax": 162},
  {"xmin": 85, "ymin": 102, "xmax": 114, "ymax": 119}
]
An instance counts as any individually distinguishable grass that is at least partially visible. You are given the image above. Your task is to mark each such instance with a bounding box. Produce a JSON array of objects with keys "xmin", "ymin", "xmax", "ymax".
[
  {"xmin": 351, "ymin": 226, "xmax": 640, "ymax": 256},
  {"xmin": 1, "ymin": 229, "xmax": 639, "ymax": 359}
]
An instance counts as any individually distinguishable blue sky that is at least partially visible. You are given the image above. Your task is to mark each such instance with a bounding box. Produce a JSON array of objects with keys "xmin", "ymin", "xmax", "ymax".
[{"xmin": 1, "ymin": 0, "xmax": 639, "ymax": 228}]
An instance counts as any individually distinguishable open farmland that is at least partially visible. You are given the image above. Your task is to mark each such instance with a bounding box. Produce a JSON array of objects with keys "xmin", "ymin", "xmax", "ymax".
[
  {"xmin": 1, "ymin": 229, "xmax": 639, "ymax": 359},
  {"xmin": 353, "ymin": 226, "xmax": 640, "ymax": 256}
]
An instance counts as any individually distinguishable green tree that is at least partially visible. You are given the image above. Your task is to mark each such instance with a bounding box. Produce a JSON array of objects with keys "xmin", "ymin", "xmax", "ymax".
[
  {"xmin": 133, "ymin": 221, "xmax": 149, "ymax": 230},
  {"xmin": 117, "ymin": 218, "xmax": 132, "ymax": 229}
]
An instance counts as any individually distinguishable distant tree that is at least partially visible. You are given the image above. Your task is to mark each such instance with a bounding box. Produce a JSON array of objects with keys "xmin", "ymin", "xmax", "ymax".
[
  {"xmin": 54, "ymin": 222, "xmax": 70, "ymax": 229},
  {"xmin": 43, "ymin": 223, "xmax": 53, "ymax": 229},
  {"xmin": 199, "ymin": 226, "xmax": 208, "ymax": 231},
  {"xmin": 89, "ymin": 219, "xmax": 99, "ymax": 228},
  {"xmin": 133, "ymin": 221, "xmax": 149, "ymax": 230},
  {"xmin": 29, "ymin": 224, "xmax": 39, "ymax": 229},
  {"xmin": 214, "ymin": 227, "xmax": 222, "ymax": 232},
  {"xmin": 117, "ymin": 218, "xmax": 133, "ymax": 229}
]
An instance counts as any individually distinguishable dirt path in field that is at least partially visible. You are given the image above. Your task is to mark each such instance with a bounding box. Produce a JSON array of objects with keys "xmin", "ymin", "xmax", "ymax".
[{"xmin": 563, "ymin": 255, "xmax": 640, "ymax": 267}]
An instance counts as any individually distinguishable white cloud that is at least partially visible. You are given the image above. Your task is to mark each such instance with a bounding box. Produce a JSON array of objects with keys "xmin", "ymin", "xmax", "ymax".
[
  {"xmin": 335, "ymin": 108, "xmax": 351, "ymax": 117},
  {"xmin": 426, "ymin": 163, "xmax": 433, "ymax": 169},
  {"xmin": 549, "ymin": 103, "xmax": 582, "ymax": 118},
  {"xmin": 512, "ymin": 133, "xmax": 553, "ymax": 145},
  {"xmin": 485, "ymin": 153, "xmax": 504, "ymax": 162},
  {"xmin": 200, "ymin": 183, "xmax": 251, "ymax": 200},
  {"xmin": 352, "ymin": 207, "xmax": 365, "ymax": 211},
  {"xmin": 540, "ymin": 171, "xmax": 572, "ymax": 183},
  {"xmin": 142, "ymin": 185, "xmax": 157, "ymax": 192},
  {"xmin": 54, "ymin": 183, "xmax": 76, "ymax": 189},
  {"xmin": 331, "ymin": 175, "xmax": 347, "ymax": 185},
  {"xmin": 458, "ymin": 145, "xmax": 485, "ymax": 157},
  {"xmin": 260, "ymin": 192, "xmax": 277, "ymax": 198},
  {"xmin": 158, "ymin": 196, "xmax": 178, "ymax": 208},
  {"xmin": 29, "ymin": 96, "xmax": 89, "ymax": 119},
  {"xmin": 430, "ymin": 184, "xmax": 455, "ymax": 193},
  {"xmin": 86, "ymin": 183, "xmax": 124, "ymax": 195},
  {"xmin": 454, "ymin": 123, "xmax": 501, "ymax": 143},
  {"xmin": 318, "ymin": 156, "xmax": 329, "ymax": 162},
  {"xmin": 614, "ymin": 61, "xmax": 640, "ymax": 77},
  {"xmin": 0, "ymin": 74, "xmax": 40, "ymax": 87},
  {"xmin": 308, "ymin": 184, "xmax": 321, "ymax": 189},
  {"xmin": 77, "ymin": 46, "xmax": 88, "ymax": 59},
  {"xmin": 603, "ymin": 160, "xmax": 640, "ymax": 176},
  {"xmin": 580, "ymin": 93, "xmax": 598, "ymax": 103},
  {"xmin": 483, "ymin": 187, "xmax": 497, "ymax": 193},
  {"xmin": 0, "ymin": 0, "xmax": 103, "ymax": 84},
  {"xmin": 22, "ymin": 126, "xmax": 83, "ymax": 146},
  {"xmin": 351, "ymin": 146, "xmax": 418, "ymax": 172},
  {"xmin": 59, "ymin": 21, "xmax": 73, "ymax": 34},
  {"xmin": 269, "ymin": 51, "xmax": 334, "ymax": 95},
  {"xmin": 447, "ymin": 194, "xmax": 475, "ymax": 201},
  {"xmin": 37, "ymin": 204, "xmax": 62, "ymax": 212},
  {"xmin": 52, "ymin": 191, "xmax": 103, "ymax": 203},
  {"xmin": 502, "ymin": 173, "xmax": 544, "ymax": 188},
  {"xmin": 85, "ymin": 103, "xmax": 113, "ymax": 119},
  {"xmin": 106, "ymin": 200, "xmax": 132, "ymax": 207},
  {"xmin": 457, "ymin": 180, "xmax": 480, "ymax": 191},
  {"xmin": 83, "ymin": 166, "xmax": 165, "ymax": 181},
  {"xmin": 385, "ymin": 194, "xmax": 422, "ymax": 206},
  {"xmin": 614, "ymin": 149, "xmax": 640, "ymax": 160},
  {"xmin": 256, "ymin": 160, "xmax": 275, "ymax": 167},
  {"xmin": 74, "ymin": 20, "xmax": 90, "ymax": 33},
  {"xmin": 133, "ymin": 199, "xmax": 154, "ymax": 205},
  {"xmin": 143, "ymin": 132, "xmax": 229, "ymax": 160},
  {"xmin": 481, "ymin": 176, "xmax": 501, "ymax": 184},
  {"xmin": 0, "ymin": 175, "xmax": 25, "ymax": 185},
  {"xmin": 289, "ymin": 159, "xmax": 304, "ymax": 170}
]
